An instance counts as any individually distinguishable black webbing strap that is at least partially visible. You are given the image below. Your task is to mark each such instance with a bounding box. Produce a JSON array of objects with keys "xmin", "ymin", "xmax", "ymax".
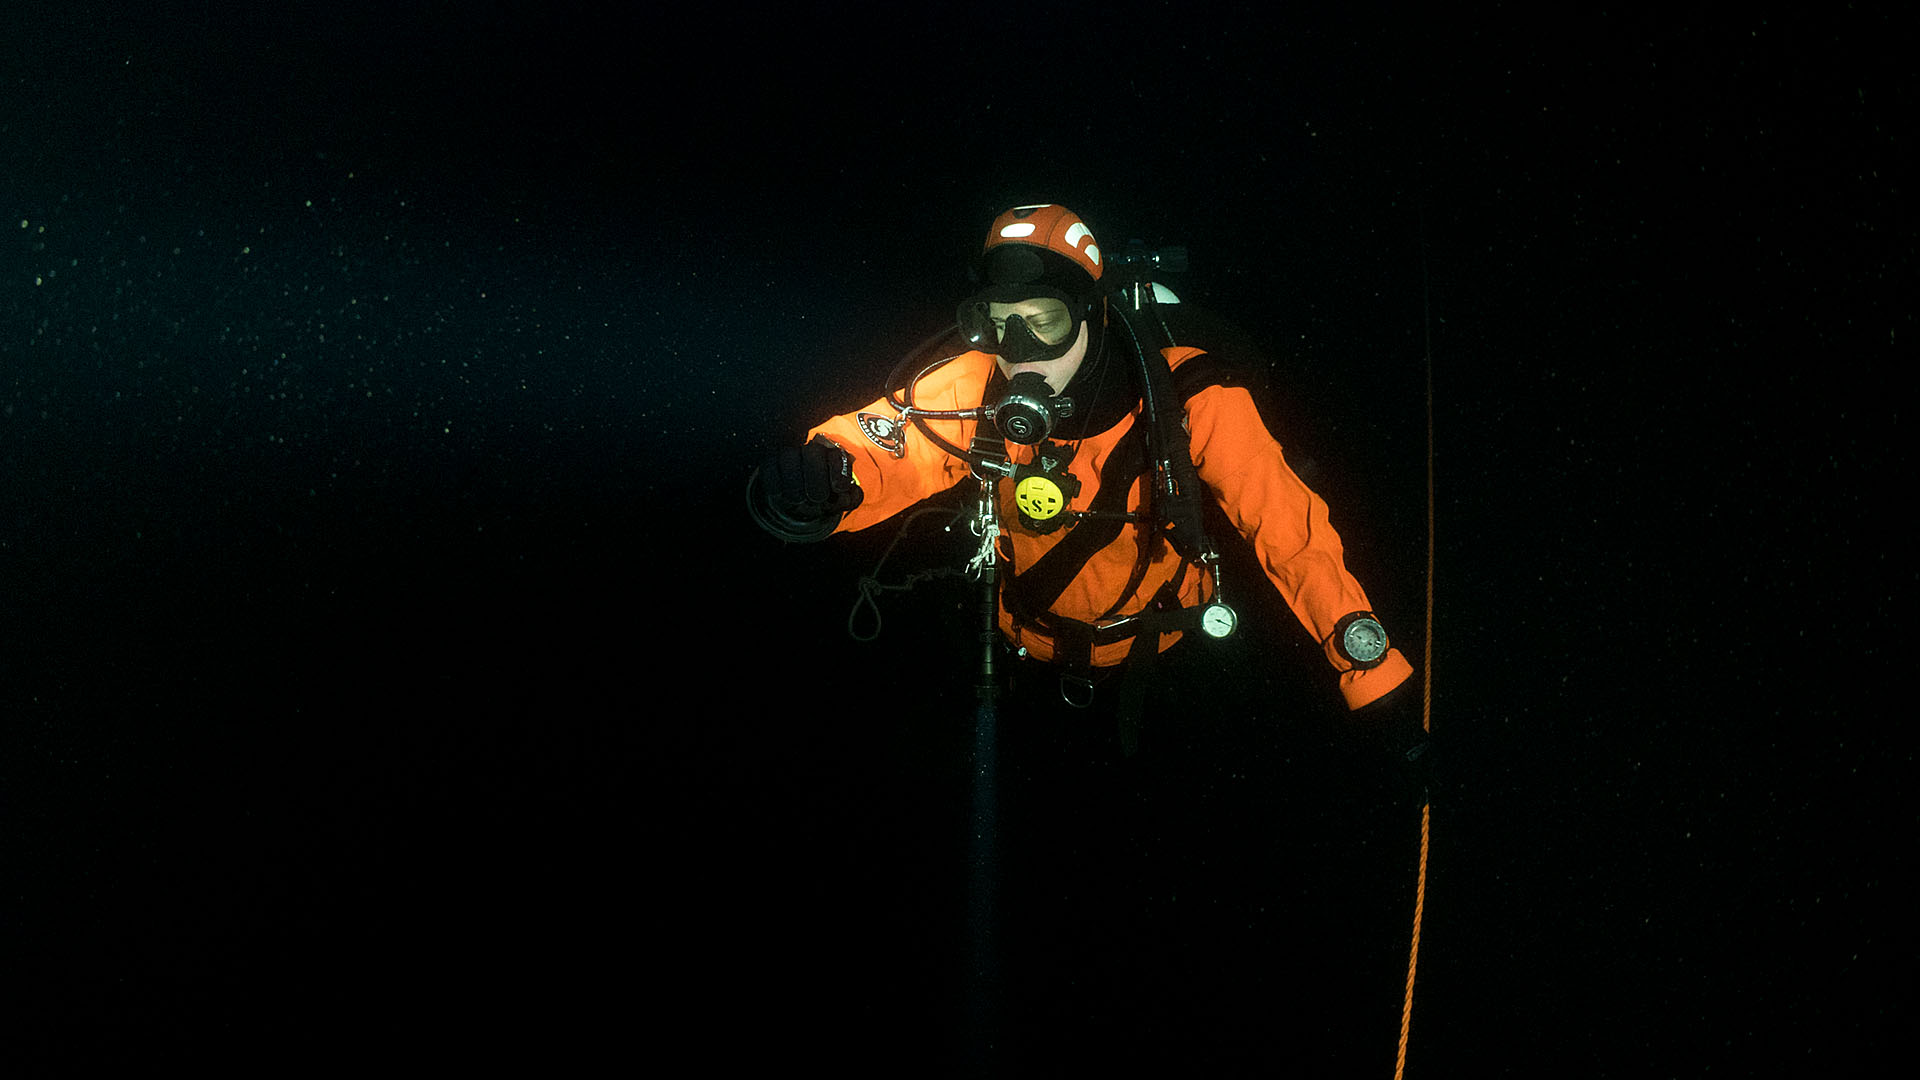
[
  {"xmin": 999, "ymin": 347, "xmax": 1237, "ymax": 735},
  {"xmin": 1000, "ymin": 420, "xmax": 1148, "ymax": 619},
  {"xmin": 1026, "ymin": 562, "xmax": 1191, "ymax": 700}
]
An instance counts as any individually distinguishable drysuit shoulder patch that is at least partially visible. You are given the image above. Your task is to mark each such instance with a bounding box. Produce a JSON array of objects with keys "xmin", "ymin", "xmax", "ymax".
[{"xmin": 856, "ymin": 411, "xmax": 905, "ymax": 455}]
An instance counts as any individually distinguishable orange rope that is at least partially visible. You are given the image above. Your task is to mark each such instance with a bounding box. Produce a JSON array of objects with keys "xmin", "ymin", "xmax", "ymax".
[
  {"xmin": 1394, "ymin": 803, "xmax": 1430, "ymax": 1077},
  {"xmin": 1393, "ymin": 220, "xmax": 1438, "ymax": 1079}
]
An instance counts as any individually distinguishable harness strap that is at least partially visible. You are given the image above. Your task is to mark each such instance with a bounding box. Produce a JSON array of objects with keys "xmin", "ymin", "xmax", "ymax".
[
  {"xmin": 1000, "ymin": 421, "xmax": 1147, "ymax": 617},
  {"xmin": 997, "ymin": 346, "xmax": 1237, "ymax": 733},
  {"xmin": 1027, "ymin": 561, "xmax": 1191, "ymax": 693}
]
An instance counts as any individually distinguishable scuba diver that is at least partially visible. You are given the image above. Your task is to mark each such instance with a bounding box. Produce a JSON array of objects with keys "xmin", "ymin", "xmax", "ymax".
[{"xmin": 748, "ymin": 203, "xmax": 1414, "ymax": 729}]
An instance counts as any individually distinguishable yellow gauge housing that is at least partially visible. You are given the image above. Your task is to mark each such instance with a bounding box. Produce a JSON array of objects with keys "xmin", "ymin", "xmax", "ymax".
[{"xmin": 1015, "ymin": 475, "xmax": 1067, "ymax": 520}]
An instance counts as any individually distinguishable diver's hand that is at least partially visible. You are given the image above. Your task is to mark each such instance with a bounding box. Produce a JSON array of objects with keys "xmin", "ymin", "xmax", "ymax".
[
  {"xmin": 1359, "ymin": 681, "xmax": 1437, "ymax": 806},
  {"xmin": 747, "ymin": 435, "xmax": 864, "ymax": 541},
  {"xmin": 763, "ymin": 435, "xmax": 864, "ymax": 519}
]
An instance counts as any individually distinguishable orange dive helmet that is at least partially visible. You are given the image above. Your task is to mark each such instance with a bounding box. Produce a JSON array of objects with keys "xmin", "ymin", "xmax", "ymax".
[
  {"xmin": 982, "ymin": 203, "xmax": 1104, "ymax": 283},
  {"xmin": 960, "ymin": 204, "xmax": 1108, "ymax": 364}
]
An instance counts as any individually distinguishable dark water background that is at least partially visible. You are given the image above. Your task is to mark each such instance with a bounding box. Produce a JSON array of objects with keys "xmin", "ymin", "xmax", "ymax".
[{"xmin": 4, "ymin": 3, "xmax": 1906, "ymax": 1073}]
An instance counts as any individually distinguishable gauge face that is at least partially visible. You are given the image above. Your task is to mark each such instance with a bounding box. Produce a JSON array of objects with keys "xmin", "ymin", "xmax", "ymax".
[
  {"xmin": 1201, "ymin": 603, "xmax": 1238, "ymax": 639},
  {"xmin": 1342, "ymin": 617, "xmax": 1388, "ymax": 664}
]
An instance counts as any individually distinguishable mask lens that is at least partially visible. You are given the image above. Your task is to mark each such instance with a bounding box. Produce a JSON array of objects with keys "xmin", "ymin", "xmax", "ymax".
[
  {"xmin": 992, "ymin": 299, "xmax": 1073, "ymax": 345},
  {"xmin": 957, "ymin": 295, "xmax": 1080, "ymax": 365}
]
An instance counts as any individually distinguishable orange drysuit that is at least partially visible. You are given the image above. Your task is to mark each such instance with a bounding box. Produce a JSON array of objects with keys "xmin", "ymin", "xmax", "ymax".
[{"xmin": 809, "ymin": 347, "xmax": 1412, "ymax": 710}]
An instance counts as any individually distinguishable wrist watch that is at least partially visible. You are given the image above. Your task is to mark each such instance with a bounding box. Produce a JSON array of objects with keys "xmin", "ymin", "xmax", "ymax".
[{"xmin": 1334, "ymin": 611, "xmax": 1389, "ymax": 669}]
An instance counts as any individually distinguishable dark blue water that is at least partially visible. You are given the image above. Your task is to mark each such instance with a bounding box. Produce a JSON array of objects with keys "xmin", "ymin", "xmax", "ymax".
[{"xmin": 5, "ymin": 3, "xmax": 1903, "ymax": 1073}]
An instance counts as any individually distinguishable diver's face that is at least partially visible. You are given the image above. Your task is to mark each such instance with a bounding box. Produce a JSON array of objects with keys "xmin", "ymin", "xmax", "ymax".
[{"xmin": 990, "ymin": 300, "xmax": 1087, "ymax": 395}]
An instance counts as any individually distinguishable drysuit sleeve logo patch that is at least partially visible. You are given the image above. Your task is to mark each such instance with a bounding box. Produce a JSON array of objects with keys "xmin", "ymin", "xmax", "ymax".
[{"xmin": 856, "ymin": 412, "xmax": 904, "ymax": 455}]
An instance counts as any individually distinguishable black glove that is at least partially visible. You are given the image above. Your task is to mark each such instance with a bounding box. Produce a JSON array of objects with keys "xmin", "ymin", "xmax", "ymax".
[
  {"xmin": 747, "ymin": 435, "xmax": 865, "ymax": 542},
  {"xmin": 1399, "ymin": 725, "xmax": 1436, "ymax": 807},
  {"xmin": 1358, "ymin": 681, "xmax": 1436, "ymax": 806}
]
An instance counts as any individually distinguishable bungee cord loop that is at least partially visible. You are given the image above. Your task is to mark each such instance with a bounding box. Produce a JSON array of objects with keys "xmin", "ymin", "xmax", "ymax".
[{"xmin": 847, "ymin": 503, "xmax": 970, "ymax": 642}]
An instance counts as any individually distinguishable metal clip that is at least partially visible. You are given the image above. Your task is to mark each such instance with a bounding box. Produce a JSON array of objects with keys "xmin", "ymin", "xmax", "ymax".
[{"xmin": 966, "ymin": 514, "xmax": 1000, "ymax": 579}]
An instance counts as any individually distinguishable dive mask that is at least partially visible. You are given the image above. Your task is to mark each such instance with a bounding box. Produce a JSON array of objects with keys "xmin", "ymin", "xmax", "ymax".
[
  {"xmin": 957, "ymin": 293, "xmax": 1080, "ymax": 366},
  {"xmin": 960, "ymin": 241, "xmax": 1095, "ymax": 366}
]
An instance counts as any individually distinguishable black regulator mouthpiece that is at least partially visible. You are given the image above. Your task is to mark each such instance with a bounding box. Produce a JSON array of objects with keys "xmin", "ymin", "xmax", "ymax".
[{"xmin": 994, "ymin": 371, "xmax": 1073, "ymax": 445}]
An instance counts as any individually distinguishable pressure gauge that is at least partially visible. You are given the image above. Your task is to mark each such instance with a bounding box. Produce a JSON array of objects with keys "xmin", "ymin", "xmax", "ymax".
[{"xmin": 1200, "ymin": 602, "xmax": 1238, "ymax": 640}]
